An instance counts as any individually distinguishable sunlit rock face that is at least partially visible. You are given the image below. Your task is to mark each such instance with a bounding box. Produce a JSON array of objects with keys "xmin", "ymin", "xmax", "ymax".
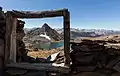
[{"xmin": 42, "ymin": 23, "xmax": 64, "ymax": 41}]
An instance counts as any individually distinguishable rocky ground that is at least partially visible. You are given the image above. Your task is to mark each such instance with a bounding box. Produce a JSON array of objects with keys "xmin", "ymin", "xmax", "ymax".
[{"xmin": 69, "ymin": 35, "xmax": 120, "ymax": 76}]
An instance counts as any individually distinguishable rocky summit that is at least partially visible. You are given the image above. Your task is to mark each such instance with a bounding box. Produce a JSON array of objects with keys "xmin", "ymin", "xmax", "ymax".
[
  {"xmin": 42, "ymin": 23, "xmax": 64, "ymax": 41},
  {"xmin": 24, "ymin": 23, "xmax": 63, "ymax": 41}
]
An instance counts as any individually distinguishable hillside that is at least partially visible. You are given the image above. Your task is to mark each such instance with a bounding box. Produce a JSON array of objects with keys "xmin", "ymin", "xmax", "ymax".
[
  {"xmin": 25, "ymin": 23, "xmax": 63, "ymax": 41},
  {"xmin": 56, "ymin": 28, "xmax": 120, "ymax": 39}
]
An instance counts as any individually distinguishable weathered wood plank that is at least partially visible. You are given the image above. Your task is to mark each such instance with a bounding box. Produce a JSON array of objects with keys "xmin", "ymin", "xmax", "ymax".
[
  {"xmin": 9, "ymin": 9, "xmax": 68, "ymax": 18},
  {"xmin": 17, "ymin": 9, "xmax": 67, "ymax": 14},
  {"xmin": 5, "ymin": 12, "xmax": 13, "ymax": 63},
  {"xmin": 10, "ymin": 18, "xmax": 17, "ymax": 63},
  {"xmin": 63, "ymin": 10, "xmax": 70, "ymax": 66}
]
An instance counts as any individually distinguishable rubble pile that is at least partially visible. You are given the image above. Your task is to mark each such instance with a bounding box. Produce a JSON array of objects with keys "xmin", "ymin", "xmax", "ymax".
[
  {"xmin": 70, "ymin": 39, "xmax": 120, "ymax": 75},
  {"xmin": 47, "ymin": 51, "xmax": 65, "ymax": 64}
]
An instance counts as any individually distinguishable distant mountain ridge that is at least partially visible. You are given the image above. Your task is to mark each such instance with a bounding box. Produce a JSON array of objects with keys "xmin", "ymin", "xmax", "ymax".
[
  {"xmin": 54, "ymin": 28, "xmax": 120, "ymax": 39},
  {"xmin": 24, "ymin": 27, "xmax": 120, "ymax": 39}
]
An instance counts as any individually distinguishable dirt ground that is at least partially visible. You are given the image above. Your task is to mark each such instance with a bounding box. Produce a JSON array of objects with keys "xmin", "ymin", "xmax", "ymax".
[{"xmin": 27, "ymin": 49, "xmax": 60, "ymax": 58}]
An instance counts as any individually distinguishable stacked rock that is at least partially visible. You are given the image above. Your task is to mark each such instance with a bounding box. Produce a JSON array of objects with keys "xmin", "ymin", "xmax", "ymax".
[{"xmin": 70, "ymin": 39, "xmax": 120, "ymax": 75}]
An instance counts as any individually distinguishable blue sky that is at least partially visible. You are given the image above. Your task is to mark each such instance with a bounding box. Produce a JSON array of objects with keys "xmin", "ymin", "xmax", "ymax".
[{"xmin": 1, "ymin": 0, "xmax": 120, "ymax": 30}]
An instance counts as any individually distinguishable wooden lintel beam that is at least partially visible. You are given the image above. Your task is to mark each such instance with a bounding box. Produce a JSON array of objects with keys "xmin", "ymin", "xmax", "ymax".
[
  {"xmin": 9, "ymin": 9, "xmax": 68, "ymax": 18},
  {"xmin": 16, "ymin": 9, "xmax": 68, "ymax": 15}
]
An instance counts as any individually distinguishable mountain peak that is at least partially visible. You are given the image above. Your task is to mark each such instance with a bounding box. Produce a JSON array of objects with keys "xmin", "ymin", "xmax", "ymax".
[{"xmin": 42, "ymin": 23, "xmax": 51, "ymax": 29}]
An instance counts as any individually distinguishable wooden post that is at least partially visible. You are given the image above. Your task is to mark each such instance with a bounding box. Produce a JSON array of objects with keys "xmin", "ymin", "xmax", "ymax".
[
  {"xmin": 10, "ymin": 18, "xmax": 17, "ymax": 63},
  {"xmin": 5, "ymin": 12, "xmax": 13, "ymax": 63},
  {"xmin": 63, "ymin": 10, "xmax": 70, "ymax": 66}
]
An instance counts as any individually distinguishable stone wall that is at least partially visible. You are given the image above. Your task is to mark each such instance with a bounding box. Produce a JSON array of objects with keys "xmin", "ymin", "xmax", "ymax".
[
  {"xmin": 0, "ymin": 7, "xmax": 6, "ymax": 76},
  {"xmin": 70, "ymin": 39, "xmax": 120, "ymax": 76}
]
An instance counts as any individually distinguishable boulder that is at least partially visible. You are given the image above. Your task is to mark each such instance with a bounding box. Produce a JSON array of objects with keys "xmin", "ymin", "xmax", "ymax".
[{"xmin": 47, "ymin": 52, "xmax": 60, "ymax": 62}]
